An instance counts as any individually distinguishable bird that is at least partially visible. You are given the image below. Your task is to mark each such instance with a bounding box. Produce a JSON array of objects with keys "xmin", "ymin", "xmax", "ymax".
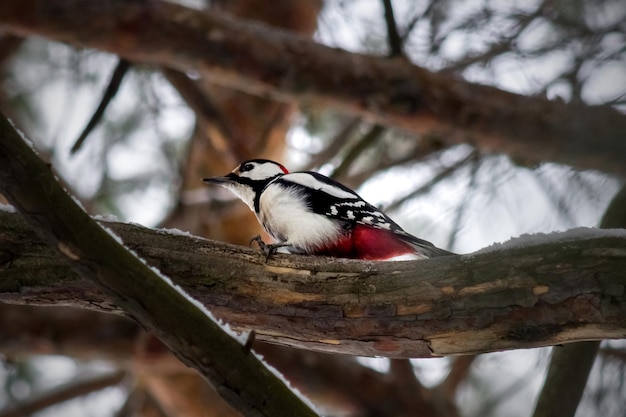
[{"xmin": 203, "ymin": 159, "xmax": 454, "ymax": 260}]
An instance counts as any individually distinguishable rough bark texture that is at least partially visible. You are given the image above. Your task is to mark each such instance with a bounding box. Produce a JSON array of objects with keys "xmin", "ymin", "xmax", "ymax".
[
  {"xmin": 0, "ymin": 113, "xmax": 318, "ymax": 417},
  {"xmin": 2, "ymin": 209, "xmax": 625, "ymax": 358},
  {"xmin": 0, "ymin": 0, "xmax": 625, "ymax": 177}
]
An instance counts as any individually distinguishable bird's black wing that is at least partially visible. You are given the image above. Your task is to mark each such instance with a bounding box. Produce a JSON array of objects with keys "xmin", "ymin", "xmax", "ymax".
[{"xmin": 277, "ymin": 171, "xmax": 454, "ymax": 257}]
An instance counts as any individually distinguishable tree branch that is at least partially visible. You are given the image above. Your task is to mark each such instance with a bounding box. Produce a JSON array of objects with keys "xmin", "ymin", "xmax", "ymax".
[
  {"xmin": 70, "ymin": 58, "xmax": 131, "ymax": 154},
  {"xmin": 0, "ymin": 370, "xmax": 127, "ymax": 417},
  {"xmin": 1, "ymin": 207, "xmax": 625, "ymax": 358},
  {"xmin": 382, "ymin": 0, "xmax": 404, "ymax": 57},
  {"xmin": 0, "ymin": 0, "xmax": 625, "ymax": 177},
  {"xmin": 0, "ymin": 113, "xmax": 318, "ymax": 417}
]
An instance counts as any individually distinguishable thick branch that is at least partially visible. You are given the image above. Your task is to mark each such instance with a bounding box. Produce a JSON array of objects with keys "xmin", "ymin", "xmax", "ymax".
[
  {"xmin": 1, "ymin": 207, "xmax": 625, "ymax": 358},
  {"xmin": 0, "ymin": 114, "xmax": 318, "ymax": 417},
  {"xmin": 0, "ymin": 0, "xmax": 625, "ymax": 176}
]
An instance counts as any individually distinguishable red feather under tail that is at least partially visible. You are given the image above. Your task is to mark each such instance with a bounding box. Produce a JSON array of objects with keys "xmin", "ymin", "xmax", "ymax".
[{"xmin": 313, "ymin": 224, "xmax": 420, "ymax": 260}]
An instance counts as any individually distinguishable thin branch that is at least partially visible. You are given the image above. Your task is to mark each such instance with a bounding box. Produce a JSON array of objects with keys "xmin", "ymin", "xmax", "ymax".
[
  {"xmin": 70, "ymin": 58, "xmax": 131, "ymax": 154},
  {"xmin": 342, "ymin": 136, "xmax": 448, "ymax": 188},
  {"xmin": 382, "ymin": 0, "xmax": 404, "ymax": 57},
  {"xmin": 381, "ymin": 148, "xmax": 478, "ymax": 212},
  {"xmin": 400, "ymin": 0, "xmax": 436, "ymax": 44},
  {"xmin": 330, "ymin": 124, "xmax": 385, "ymax": 180},
  {"xmin": 440, "ymin": 1, "xmax": 545, "ymax": 73},
  {"xmin": 0, "ymin": 370, "xmax": 127, "ymax": 417},
  {"xmin": 302, "ymin": 117, "xmax": 361, "ymax": 171},
  {"xmin": 162, "ymin": 68, "xmax": 249, "ymax": 163}
]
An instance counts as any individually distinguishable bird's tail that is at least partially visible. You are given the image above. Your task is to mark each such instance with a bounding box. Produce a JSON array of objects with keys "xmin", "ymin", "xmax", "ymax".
[{"xmin": 400, "ymin": 233, "xmax": 456, "ymax": 258}]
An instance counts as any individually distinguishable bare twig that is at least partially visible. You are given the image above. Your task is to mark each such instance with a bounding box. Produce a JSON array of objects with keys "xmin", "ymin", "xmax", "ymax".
[
  {"xmin": 330, "ymin": 124, "xmax": 385, "ymax": 180},
  {"xmin": 162, "ymin": 68, "xmax": 248, "ymax": 163},
  {"xmin": 302, "ymin": 117, "xmax": 361, "ymax": 171},
  {"xmin": 0, "ymin": 370, "xmax": 127, "ymax": 417},
  {"xmin": 70, "ymin": 58, "xmax": 131, "ymax": 154},
  {"xmin": 381, "ymin": 148, "xmax": 478, "ymax": 213},
  {"xmin": 382, "ymin": 0, "xmax": 404, "ymax": 57}
]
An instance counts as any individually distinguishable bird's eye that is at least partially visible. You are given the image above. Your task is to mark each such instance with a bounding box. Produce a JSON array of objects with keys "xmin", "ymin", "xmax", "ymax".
[{"xmin": 240, "ymin": 163, "xmax": 254, "ymax": 172}]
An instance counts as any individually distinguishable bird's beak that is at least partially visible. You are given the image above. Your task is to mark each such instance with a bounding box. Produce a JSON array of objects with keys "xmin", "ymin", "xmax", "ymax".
[{"xmin": 202, "ymin": 173, "xmax": 237, "ymax": 186}]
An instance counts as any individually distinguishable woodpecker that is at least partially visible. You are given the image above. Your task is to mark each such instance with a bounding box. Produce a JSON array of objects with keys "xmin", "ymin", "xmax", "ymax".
[{"xmin": 203, "ymin": 159, "xmax": 454, "ymax": 260}]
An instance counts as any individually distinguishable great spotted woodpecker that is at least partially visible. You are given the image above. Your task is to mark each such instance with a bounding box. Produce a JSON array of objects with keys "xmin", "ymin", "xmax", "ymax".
[{"xmin": 203, "ymin": 159, "xmax": 454, "ymax": 260}]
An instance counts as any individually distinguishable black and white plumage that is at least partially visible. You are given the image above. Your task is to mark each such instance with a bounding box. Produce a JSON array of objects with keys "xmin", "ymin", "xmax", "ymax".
[{"xmin": 203, "ymin": 159, "xmax": 454, "ymax": 260}]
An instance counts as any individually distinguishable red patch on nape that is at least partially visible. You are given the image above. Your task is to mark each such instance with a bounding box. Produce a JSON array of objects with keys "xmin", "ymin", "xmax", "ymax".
[
  {"xmin": 277, "ymin": 163, "xmax": 289, "ymax": 174},
  {"xmin": 314, "ymin": 224, "xmax": 415, "ymax": 260}
]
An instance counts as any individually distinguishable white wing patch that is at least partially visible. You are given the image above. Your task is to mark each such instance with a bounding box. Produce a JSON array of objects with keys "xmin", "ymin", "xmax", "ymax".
[
  {"xmin": 258, "ymin": 182, "xmax": 343, "ymax": 251},
  {"xmin": 283, "ymin": 173, "xmax": 358, "ymax": 200}
]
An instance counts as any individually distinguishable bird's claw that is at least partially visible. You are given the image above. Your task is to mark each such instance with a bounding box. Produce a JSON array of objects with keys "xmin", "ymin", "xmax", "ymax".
[
  {"xmin": 249, "ymin": 235, "xmax": 266, "ymax": 249},
  {"xmin": 249, "ymin": 235, "xmax": 280, "ymax": 262}
]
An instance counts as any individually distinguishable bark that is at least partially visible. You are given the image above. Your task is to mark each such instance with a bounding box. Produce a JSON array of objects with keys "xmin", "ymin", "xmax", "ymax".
[
  {"xmin": 0, "ymin": 113, "xmax": 318, "ymax": 417},
  {"xmin": 2, "ymin": 206, "xmax": 625, "ymax": 358},
  {"xmin": 0, "ymin": 0, "xmax": 625, "ymax": 177}
]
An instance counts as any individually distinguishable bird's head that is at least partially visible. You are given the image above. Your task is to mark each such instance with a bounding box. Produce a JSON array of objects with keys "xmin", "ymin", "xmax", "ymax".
[{"xmin": 203, "ymin": 159, "xmax": 289, "ymax": 210}]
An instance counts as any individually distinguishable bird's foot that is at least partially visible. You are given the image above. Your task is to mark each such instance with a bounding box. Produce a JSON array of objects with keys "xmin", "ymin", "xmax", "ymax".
[{"xmin": 249, "ymin": 235, "xmax": 285, "ymax": 262}]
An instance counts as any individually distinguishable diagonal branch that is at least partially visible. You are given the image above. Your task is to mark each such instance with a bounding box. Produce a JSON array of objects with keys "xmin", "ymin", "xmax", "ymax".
[
  {"xmin": 0, "ymin": 0, "xmax": 625, "ymax": 177},
  {"xmin": 0, "ymin": 113, "xmax": 318, "ymax": 417},
  {"xmin": 0, "ymin": 370, "xmax": 127, "ymax": 417},
  {"xmin": 70, "ymin": 58, "xmax": 131, "ymax": 154}
]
